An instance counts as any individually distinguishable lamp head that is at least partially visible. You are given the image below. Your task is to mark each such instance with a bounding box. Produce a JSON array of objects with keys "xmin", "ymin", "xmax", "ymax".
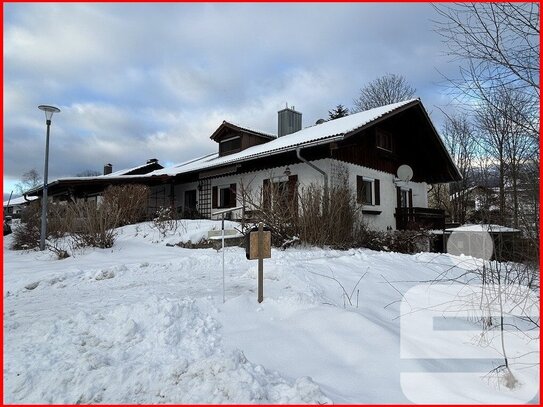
[{"xmin": 38, "ymin": 105, "xmax": 61, "ymax": 122}]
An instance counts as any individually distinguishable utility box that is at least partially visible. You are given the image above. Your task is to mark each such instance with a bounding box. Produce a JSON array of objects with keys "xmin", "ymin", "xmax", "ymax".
[{"xmin": 245, "ymin": 225, "xmax": 272, "ymax": 260}]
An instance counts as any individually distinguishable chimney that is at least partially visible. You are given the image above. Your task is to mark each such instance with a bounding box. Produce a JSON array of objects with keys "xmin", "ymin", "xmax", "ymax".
[
  {"xmin": 278, "ymin": 105, "xmax": 302, "ymax": 137},
  {"xmin": 103, "ymin": 163, "xmax": 112, "ymax": 175},
  {"xmin": 147, "ymin": 158, "xmax": 158, "ymax": 164}
]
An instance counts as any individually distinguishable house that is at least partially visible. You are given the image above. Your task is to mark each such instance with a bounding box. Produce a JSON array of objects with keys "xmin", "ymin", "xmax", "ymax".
[
  {"xmin": 27, "ymin": 99, "xmax": 461, "ymax": 231},
  {"xmin": 25, "ymin": 158, "xmax": 165, "ymax": 206},
  {"xmin": 449, "ymin": 184, "xmax": 500, "ymax": 224},
  {"xmin": 3, "ymin": 195, "xmax": 38, "ymax": 218}
]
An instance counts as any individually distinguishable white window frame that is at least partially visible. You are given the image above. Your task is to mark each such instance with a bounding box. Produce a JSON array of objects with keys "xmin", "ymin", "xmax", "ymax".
[{"xmin": 360, "ymin": 176, "xmax": 375, "ymax": 206}]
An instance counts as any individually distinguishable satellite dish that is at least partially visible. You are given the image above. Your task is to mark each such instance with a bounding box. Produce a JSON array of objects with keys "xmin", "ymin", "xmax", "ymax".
[{"xmin": 397, "ymin": 164, "xmax": 413, "ymax": 182}]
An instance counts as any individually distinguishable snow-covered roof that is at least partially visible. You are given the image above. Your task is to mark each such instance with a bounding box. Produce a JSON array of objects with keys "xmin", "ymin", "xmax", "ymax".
[
  {"xmin": 24, "ymin": 161, "xmax": 165, "ymax": 195},
  {"xmin": 105, "ymin": 161, "xmax": 162, "ymax": 177},
  {"xmin": 153, "ymin": 99, "xmax": 419, "ymax": 177},
  {"xmin": 445, "ymin": 224, "xmax": 520, "ymax": 233},
  {"xmin": 3, "ymin": 195, "xmax": 38, "ymax": 206}
]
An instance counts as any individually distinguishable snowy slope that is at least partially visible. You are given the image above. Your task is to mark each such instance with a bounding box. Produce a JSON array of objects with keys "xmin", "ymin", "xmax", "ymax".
[{"xmin": 3, "ymin": 220, "xmax": 539, "ymax": 404}]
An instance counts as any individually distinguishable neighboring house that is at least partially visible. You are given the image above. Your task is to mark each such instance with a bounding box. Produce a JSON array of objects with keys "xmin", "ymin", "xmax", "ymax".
[
  {"xmin": 3, "ymin": 195, "xmax": 38, "ymax": 218},
  {"xmin": 25, "ymin": 159, "xmax": 164, "ymax": 206},
  {"xmin": 449, "ymin": 175, "xmax": 539, "ymax": 232},
  {"xmin": 449, "ymin": 185, "xmax": 500, "ymax": 223},
  {"xmin": 27, "ymin": 99, "xmax": 461, "ymax": 231}
]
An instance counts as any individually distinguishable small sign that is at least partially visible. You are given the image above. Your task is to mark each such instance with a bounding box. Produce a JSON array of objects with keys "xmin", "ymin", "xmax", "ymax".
[{"xmin": 248, "ymin": 231, "xmax": 271, "ymax": 260}]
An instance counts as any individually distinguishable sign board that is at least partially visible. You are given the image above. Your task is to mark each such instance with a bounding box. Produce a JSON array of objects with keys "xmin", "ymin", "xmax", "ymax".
[{"xmin": 248, "ymin": 231, "xmax": 271, "ymax": 260}]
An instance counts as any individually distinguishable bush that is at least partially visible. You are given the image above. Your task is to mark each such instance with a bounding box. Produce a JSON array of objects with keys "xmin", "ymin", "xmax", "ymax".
[
  {"xmin": 102, "ymin": 184, "xmax": 150, "ymax": 226},
  {"xmin": 355, "ymin": 228, "xmax": 430, "ymax": 254},
  {"xmin": 151, "ymin": 206, "xmax": 183, "ymax": 237},
  {"xmin": 242, "ymin": 167, "xmax": 363, "ymax": 249},
  {"xmin": 298, "ymin": 180, "xmax": 360, "ymax": 249},
  {"xmin": 67, "ymin": 184, "xmax": 151, "ymax": 249},
  {"xmin": 241, "ymin": 165, "xmax": 430, "ymax": 253},
  {"xmin": 11, "ymin": 201, "xmax": 41, "ymax": 250},
  {"xmin": 11, "ymin": 184, "xmax": 151, "ymax": 251}
]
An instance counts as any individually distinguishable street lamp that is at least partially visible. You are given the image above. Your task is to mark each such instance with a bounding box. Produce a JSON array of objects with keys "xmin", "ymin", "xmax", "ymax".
[{"xmin": 38, "ymin": 105, "xmax": 61, "ymax": 251}]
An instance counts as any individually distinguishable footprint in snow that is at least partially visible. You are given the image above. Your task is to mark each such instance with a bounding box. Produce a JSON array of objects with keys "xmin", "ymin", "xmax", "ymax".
[{"xmin": 24, "ymin": 281, "xmax": 40, "ymax": 290}]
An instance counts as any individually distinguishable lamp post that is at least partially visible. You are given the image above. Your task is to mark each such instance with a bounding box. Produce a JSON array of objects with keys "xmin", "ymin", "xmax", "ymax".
[{"xmin": 38, "ymin": 105, "xmax": 61, "ymax": 251}]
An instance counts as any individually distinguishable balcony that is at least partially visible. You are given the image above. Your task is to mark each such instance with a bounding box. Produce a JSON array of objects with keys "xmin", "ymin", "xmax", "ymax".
[{"xmin": 395, "ymin": 207, "xmax": 445, "ymax": 230}]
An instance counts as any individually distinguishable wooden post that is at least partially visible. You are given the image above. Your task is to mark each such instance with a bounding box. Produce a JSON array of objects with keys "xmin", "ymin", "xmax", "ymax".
[{"xmin": 258, "ymin": 222, "xmax": 264, "ymax": 303}]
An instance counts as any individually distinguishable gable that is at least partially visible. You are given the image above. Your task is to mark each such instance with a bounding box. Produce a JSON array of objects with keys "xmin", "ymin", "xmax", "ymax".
[
  {"xmin": 210, "ymin": 121, "xmax": 276, "ymax": 157},
  {"xmin": 333, "ymin": 103, "xmax": 461, "ymax": 183}
]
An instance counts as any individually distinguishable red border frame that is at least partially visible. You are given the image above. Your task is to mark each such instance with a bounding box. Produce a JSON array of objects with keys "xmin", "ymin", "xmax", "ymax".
[{"xmin": 1, "ymin": 2, "xmax": 541, "ymax": 406}]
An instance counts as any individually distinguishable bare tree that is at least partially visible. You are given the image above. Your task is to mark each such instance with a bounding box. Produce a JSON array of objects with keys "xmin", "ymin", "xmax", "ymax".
[
  {"xmin": 433, "ymin": 3, "xmax": 539, "ymax": 94},
  {"xmin": 15, "ymin": 169, "xmax": 41, "ymax": 195},
  {"xmin": 435, "ymin": 3, "xmax": 539, "ymax": 234},
  {"xmin": 433, "ymin": 3, "xmax": 539, "ymax": 141},
  {"xmin": 441, "ymin": 113, "xmax": 477, "ymax": 223},
  {"xmin": 352, "ymin": 73, "xmax": 416, "ymax": 112},
  {"xmin": 475, "ymin": 86, "xmax": 535, "ymax": 227}
]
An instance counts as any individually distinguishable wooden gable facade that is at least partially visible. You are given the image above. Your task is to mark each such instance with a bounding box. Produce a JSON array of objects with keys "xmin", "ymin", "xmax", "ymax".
[
  {"xmin": 210, "ymin": 121, "xmax": 276, "ymax": 157},
  {"xmin": 329, "ymin": 101, "xmax": 460, "ymax": 184}
]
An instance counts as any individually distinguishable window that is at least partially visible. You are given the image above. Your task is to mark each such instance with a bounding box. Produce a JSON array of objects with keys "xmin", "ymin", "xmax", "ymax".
[
  {"xmin": 357, "ymin": 176, "xmax": 380, "ymax": 205},
  {"xmin": 263, "ymin": 175, "xmax": 298, "ymax": 213},
  {"xmin": 219, "ymin": 137, "xmax": 241, "ymax": 156},
  {"xmin": 361, "ymin": 180, "xmax": 372, "ymax": 205},
  {"xmin": 212, "ymin": 184, "xmax": 236, "ymax": 209},
  {"xmin": 376, "ymin": 129, "xmax": 393, "ymax": 152}
]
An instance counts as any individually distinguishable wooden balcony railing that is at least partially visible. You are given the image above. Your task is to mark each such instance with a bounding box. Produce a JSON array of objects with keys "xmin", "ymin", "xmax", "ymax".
[{"xmin": 395, "ymin": 207, "xmax": 445, "ymax": 230}]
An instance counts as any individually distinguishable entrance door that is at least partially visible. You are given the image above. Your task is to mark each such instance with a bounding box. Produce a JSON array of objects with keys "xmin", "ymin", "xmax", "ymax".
[{"xmin": 184, "ymin": 190, "xmax": 197, "ymax": 218}]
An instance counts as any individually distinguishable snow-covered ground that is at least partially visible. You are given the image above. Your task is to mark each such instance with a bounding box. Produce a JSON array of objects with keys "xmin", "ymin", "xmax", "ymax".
[{"xmin": 4, "ymin": 220, "xmax": 539, "ymax": 404}]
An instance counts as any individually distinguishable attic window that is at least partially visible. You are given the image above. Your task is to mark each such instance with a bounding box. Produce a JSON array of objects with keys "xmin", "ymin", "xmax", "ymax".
[
  {"xmin": 376, "ymin": 129, "xmax": 393, "ymax": 152},
  {"xmin": 219, "ymin": 136, "xmax": 241, "ymax": 156}
]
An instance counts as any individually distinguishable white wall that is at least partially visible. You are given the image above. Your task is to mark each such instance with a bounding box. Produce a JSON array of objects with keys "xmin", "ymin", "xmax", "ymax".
[
  {"xmin": 171, "ymin": 158, "xmax": 429, "ymax": 231},
  {"xmin": 338, "ymin": 161, "xmax": 427, "ymax": 231}
]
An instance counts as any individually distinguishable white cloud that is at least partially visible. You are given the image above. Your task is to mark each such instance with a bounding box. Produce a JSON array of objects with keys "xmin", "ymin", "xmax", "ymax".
[{"xmin": 4, "ymin": 2, "xmax": 460, "ymax": 193}]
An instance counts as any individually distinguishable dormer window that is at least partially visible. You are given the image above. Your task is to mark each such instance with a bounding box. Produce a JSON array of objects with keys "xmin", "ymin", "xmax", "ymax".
[
  {"xmin": 219, "ymin": 136, "xmax": 241, "ymax": 156},
  {"xmin": 211, "ymin": 121, "xmax": 276, "ymax": 157}
]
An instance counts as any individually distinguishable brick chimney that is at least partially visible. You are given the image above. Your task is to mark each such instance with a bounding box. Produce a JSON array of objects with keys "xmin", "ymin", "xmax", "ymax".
[{"xmin": 103, "ymin": 163, "xmax": 112, "ymax": 175}]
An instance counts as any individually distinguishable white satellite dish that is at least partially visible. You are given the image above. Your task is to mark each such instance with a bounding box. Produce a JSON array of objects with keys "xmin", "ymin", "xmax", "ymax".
[{"xmin": 397, "ymin": 164, "xmax": 413, "ymax": 182}]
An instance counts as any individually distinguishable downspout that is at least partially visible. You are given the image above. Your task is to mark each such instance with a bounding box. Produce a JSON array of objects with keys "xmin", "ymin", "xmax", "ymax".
[{"xmin": 296, "ymin": 147, "xmax": 329, "ymax": 214}]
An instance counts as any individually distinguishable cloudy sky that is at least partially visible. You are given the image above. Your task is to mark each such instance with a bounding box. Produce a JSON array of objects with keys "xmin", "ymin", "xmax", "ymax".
[{"xmin": 4, "ymin": 3, "xmax": 462, "ymax": 200}]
